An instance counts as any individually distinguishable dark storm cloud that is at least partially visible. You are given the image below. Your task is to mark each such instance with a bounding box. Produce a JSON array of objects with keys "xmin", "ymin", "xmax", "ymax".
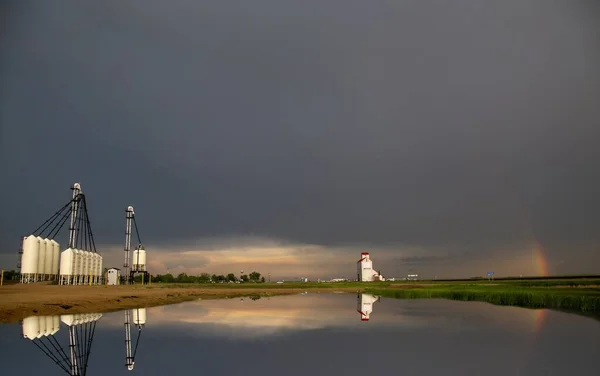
[{"xmin": 1, "ymin": 1, "xmax": 599, "ymax": 272}]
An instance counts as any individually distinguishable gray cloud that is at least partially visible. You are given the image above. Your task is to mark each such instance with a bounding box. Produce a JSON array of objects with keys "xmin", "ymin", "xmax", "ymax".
[{"xmin": 1, "ymin": 1, "xmax": 599, "ymax": 276}]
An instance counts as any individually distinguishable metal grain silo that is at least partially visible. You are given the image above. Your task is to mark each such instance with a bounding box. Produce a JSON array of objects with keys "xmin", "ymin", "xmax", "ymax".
[
  {"xmin": 36, "ymin": 315, "xmax": 47, "ymax": 339},
  {"xmin": 22, "ymin": 316, "xmax": 40, "ymax": 339},
  {"xmin": 50, "ymin": 240, "xmax": 60, "ymax": 277},
  {"xmin": 36, "ymin": 236, "xmax": 45, "ymax": 281},
  {"xmin": 93, "ymin": 253, "xmax": 101, "ymax": 284},
  {"xmin": 21, "ymin": 235, "xmax": 40, "ymax": 281},
  {"xmin": 81, "ymin": 251, "xmax": 90, "ymax": 284},
  {"xmin": 73, "ymin": 249, "xmax": 82, "ymax": 284},
  {"xmin": 59, "ymin": 248, "xmax": 74, "ymax": 285},
  {"xmin": 133, "ymin": 247, "xmax": 146, "ymax": 272},
  {"xmin": 133, "ymin": 308, "xmax": 146, "ymax": 326},
  {"xmin": 50, "ymin": 315, "xmax": 60, "ymax": 335},
  {"xmin": 42, "ymin": 238, "xmax": 52, "ymax": 279},
  {"xmin": 43, "ymin": 316, "xmax": 54, "ymax": 336},
  {"xmin": 98, "ymin": 255, "xmax": 103, "ymax": 283}
]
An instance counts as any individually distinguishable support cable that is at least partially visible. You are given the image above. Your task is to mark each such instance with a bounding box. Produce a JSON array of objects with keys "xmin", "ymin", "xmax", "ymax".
[
  {"xmin": 31, "ymin": 199, "xmax": 74, "ymax": 236},
  {"xmin": 132, "ymin": 216, "xmax": 143, "ymax": 247},
  {"xmin": 132, "ymin": 326, "xmax": 143, "ymax": 361},
  {"xmin": 48, "ymin": 207, "xmax": 73, "ymax": 240},
  {"xmin": 81, "ymin": 195, "xmax": 97, "ymax": 253},
  {"xmin": 31, "ymin": 340, "xmax": 71, "ymax": 374},
  {"xmin": 49, "ymin": 335, "xmax": 72, "ymax": 368}
]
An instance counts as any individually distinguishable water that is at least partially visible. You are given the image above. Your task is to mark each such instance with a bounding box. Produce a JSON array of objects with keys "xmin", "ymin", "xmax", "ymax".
[{"xmin": 1, "ymin": 293, "xmax": 599, "ymax": 375}]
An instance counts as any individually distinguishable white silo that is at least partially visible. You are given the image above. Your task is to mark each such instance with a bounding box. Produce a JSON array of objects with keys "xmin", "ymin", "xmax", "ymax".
[
  {"xmin": 73, "ymin": 249, "xmax": 82, "ymax": 284},
  {"xmin": 89, "ymin": 253, "xmax": 95, "ymax": 284},
  {"xmin": 21, "ymin": 235, "xmax": 40, "ymax": 282},
  {"xmin": 133, "ymin": 308, "xmax": 146, "ymax": 326},
  {"xmin": 22, "ymin": 316, "xmax": 40, "ymax": 339},
  {"xmin": 357, "ymin": 252, "xmax": 374, "ymax": 282},
  {"xmin": 61, "ymin": 313, "xmax": 103, "ymax": 326},
  {"xmin": 43, "ymin": 316, "xmax": 54, "ymax": 336},
  {"xmin": 88, "ymin": 252, "xmax": 95, "ymax": 283},
  {"xmin": 59, "ymin": 248, "xmax": 75, "ymax": 285},
  {"xmin": 81, "ymin": 250, "xmax": 88, "ymax": 284},
  {"xmin": 98, "ymin": 255, "xmax": 103, "ymax": 284},
  {"xmin": 43, "ymin": 238, "xmax": 52, "ymax": 280},
  {"xmin": 94, "ymin": 253, "xmax": 102, "ymax": 284},
  {"xmin": 133, "ymin": 247, "xmax": 146, "ymax": 272},
  {"xmin": 36, "ymin": 236, "xmax": 45, "ymax": 281},
  {"xmin": 50, "ymin": 315, "xmax": 60, "ymax": 336},
  {"xmin": 50, "ymin": 240, "xmax": 60, "ymax": 278},
  {"xmin": 357, "ymin": 293, "xmax": 381, "ymax": 321},
  {"xmin": 82, "ymin": 251, "xmax": 90, "ymax": 284},
  {"xmin": 36, "ymin": 315, "xmax": 47, "ymax": 338}
]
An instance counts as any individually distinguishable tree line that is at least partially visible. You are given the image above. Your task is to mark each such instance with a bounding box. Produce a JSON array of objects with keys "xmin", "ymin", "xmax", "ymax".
[{"xmin": 147, "ymin": 271, "xmax": 265, "ymax": 284}]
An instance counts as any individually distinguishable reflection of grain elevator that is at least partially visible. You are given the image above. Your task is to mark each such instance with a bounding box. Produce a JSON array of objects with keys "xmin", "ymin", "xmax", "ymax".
[
  {"xmin": 125, "ymin": 308, "xmax": 146, "ymax": 371},
  {"xmin": 357, "ymin": 252, "xmax": 385, "ymax": 281},
  {"xmin": 357, "ymin": 293, "xmax": 381, "ymax": 321},
  {"xmin": 21, "ymin": 313, "xmax": 102, "ymax": 375}
]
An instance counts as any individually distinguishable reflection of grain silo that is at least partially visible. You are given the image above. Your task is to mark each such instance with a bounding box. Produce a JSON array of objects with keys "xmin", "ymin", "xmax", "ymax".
[
  {"xmin": 357, "ymin": 293, "xmax": 381, "ymax": 321},
  {"xmin": 22, "ymin": 315, "xmax": 61, "ymax": 339},
  {"xmin": 125, "ymin": 308, "xmax": 147, "ymax": 371},
  {"xmin": 21, "ymin": 312, "xmax": 102, "ymax": 375}
]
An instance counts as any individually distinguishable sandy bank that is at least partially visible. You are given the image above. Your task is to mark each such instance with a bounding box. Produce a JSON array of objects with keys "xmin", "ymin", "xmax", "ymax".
[{"xmin": 0, "ymin": 284, "xmax": 362, "ymax": 324}]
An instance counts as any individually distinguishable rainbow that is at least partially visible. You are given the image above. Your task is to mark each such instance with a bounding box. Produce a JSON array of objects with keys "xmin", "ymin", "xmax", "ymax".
[{"xmin": 532, "ymin": 241, "xmax": 550, "ymax": 277}]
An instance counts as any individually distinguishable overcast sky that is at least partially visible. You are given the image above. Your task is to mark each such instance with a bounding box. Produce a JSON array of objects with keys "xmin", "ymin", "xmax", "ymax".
[{"xmin": 1, "ymin": 0, "xmax": 599, "ymax": 279}]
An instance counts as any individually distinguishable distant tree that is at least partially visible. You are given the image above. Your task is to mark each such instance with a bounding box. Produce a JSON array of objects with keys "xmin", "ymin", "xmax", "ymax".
[
  {"xmin": 249, "ymin": 271, "xmax": 261, "ymax": 282},
  {"xmin": 211, "ymin": 274, "xmax": 218, "ymax": 282},
  {"xmin": 199, "ymin": 273, "xmax": 211, "ymax": 283},
  {"xmin": 240, "ymin": 274, "xmax": 249, "ymax": 282},
  {"xmin": 226, "ymin": 273, "xmax": 237, "ymax": 282},
  {"xmin": 260, "ymin": 276, "xmax": 265, "ymax": 283},
  {"xmin": 216, "ymin": 275, "xmax": 226, "ymax": 282},
  {"xmin": 2, "ymin": 270, "xmax": 19, "ymax": 281}
]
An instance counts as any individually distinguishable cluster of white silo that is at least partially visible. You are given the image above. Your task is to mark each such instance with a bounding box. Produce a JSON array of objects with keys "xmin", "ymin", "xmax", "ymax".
[
  {"xmin": 22, "ymin": 315, "xmax": 61, "ymax": 339},
  {"xmin": 132, "ymin": 247, "xmax": 146, "ymax": 272},
  {"xmin": 61, "ymin": 313, "xmax": 103, "ymax": 327},
  {"xmin": 59, "ymin": 248, "xmax": 103, "ymax": 285},
  {"xmin": 22, "ymin": 313, "xmax": 103, "ymax": 339},
  {"xmin": 20, "ymin": 235, "xmax": 60, "ymax": 283}
]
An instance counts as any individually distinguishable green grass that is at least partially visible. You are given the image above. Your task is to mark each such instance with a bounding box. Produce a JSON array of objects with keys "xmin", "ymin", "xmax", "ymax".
[
  {"xmin": 139, "ymin": 278, "xmax": 600, "ymax": 318},
  {"xmin": 365, "ymin": 284, "xmax": 600, "ymax": 319}
]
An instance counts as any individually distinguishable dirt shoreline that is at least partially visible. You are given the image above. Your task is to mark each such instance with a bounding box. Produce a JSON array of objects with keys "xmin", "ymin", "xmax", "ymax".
[{"xmin": 0, "ymin": 284, "xmax": 363, "ymax": 324}]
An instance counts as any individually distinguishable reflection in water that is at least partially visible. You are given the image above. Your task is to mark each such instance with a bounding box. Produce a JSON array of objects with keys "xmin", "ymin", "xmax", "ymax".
[
  {"xmin": 22, "ymin": 313, "xmax": 102, "ymax": 375},
  {"xmin": 125, "ymin": 308, "xmax": 147, "ymax": 371},
  {"xmin": 7, "ymin": 294, "xmax": 600, "ymax": 376},
  {"xmin": 357, "ymin": 293, "xmax": 381, "ymax": 321}
]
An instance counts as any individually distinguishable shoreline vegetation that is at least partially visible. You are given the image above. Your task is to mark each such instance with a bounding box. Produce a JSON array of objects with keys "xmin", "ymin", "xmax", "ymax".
[{"xmin": 1, "ymin": 277, "xmax": 599, "ymax": 324}]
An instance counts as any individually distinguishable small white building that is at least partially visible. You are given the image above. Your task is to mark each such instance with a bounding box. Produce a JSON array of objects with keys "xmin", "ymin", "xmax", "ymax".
[{"xmin": 106, "ymin": 268, "xmax": 121, "ymax": 285}]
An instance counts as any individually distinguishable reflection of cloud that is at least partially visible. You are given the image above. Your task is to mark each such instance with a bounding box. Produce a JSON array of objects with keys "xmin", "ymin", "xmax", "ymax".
[
  {"xmin": 100, "ymin": 294, "xmax": 442, "ymax": 338},
  {"xmin": 96, "ymin": 294, "xmax": 563, "ymax": 342}
]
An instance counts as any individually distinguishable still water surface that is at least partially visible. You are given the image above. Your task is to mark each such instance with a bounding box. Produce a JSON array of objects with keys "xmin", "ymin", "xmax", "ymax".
[{"xmin": 1, "ymin": 293, "xmax": 599, "ymax": 375}]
